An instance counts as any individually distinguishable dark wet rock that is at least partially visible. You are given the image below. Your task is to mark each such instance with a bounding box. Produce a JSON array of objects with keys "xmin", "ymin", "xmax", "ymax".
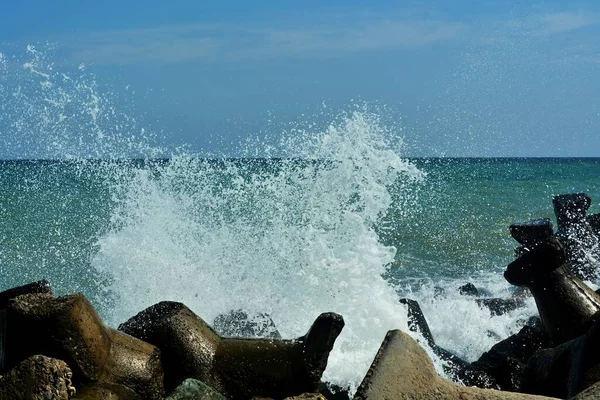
[
  {"xmin": 0, "ymin": 281, "xmax": 51, "ymax": 370},
  {"xmin": 504, "ymin": 238, "xmax": 600, "ymax": 345},
  {"xmin": 400, "ymin": 298, "xmax": 496, "ymax": 389},
  {"xmin": 587, "ymin": 213, "xmax": 600, "ymax": 236},
  {"xmin": 458, "ymin": 283, "xmax": 479, "ymax": 296},
  {"xmin": 4, "ymin": 293, "xmax": 164, "ymax": 398},
  {"xmin": 74, "ymin": 382, "xmax": 141, "ymax": 400},
  {"xmin": 164, "ymin": 378, "xmax": 225, "ymax": 400},
  {"xmin": 433, "ymin": 286, "xmax": 446, "ymax": 299},
  {"xmin": 553, "ymin": 193, "xmax": 600, "ymax": 281},
  {"xmin": 283, "ymin": 394, "xmax": 326, "ymax": 400},
  {"xmin": 554, "ymin": 193, "xmax": 592, "ymax": 229},
  {"xmin": 102, "ymin": 329, "xmax": 164, "ymax": 400},
  {"xmin": 470, "ymin": 316, "xmax": 550, "ymax": 392},
  {"xmin": 318, "ymin": 382, "xmax": 349, "ymax": 400},
  {"xmin": 0, "ymin": 280, "xmax": 52, "ymax": 310},
  {"xmin": 475, "ymin": 298, "xmax": 526, "ymax": 317},
  {"xmin": 119, "ymin": 301, "xmax": 344, "ymax": 399},
  {"xmin": 0, "ymin": 354, "xmax": 75, "ymax": 400},
  {"xmin": 400, "ymin": 298, "xmax": 435, "ymax": 348},
  {"xmin": 571, "ymin": 380, "xmax": 600, "ymax": 400},
  {"xmin": 521, "ymin": 315, "xmax": 600, "ymax": 398},
  {"xmin": 4, "ymin": 293, "xmax": 111, "ymax": 381},
  {"xmin": 354, "ymin": 329, "xmax": 558, "ymax": 400},
  {"xmin": 401, "ymin": 298, "xmax": 549, "ymax": 391},
  {"xmin": 213, "ymin": 309, "xmax": 281, "ymax": 339},
  {"xmin": 510, "ymin": 218, "xmax": 555, "ymax": 247}
]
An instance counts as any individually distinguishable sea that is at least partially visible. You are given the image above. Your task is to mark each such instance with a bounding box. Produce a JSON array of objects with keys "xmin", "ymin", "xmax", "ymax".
[{"xmin": 1, "ymin": 46, "xmax": 600, "ymax": 392}]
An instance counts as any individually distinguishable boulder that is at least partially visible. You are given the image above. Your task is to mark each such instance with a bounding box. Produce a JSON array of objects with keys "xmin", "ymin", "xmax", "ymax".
[
  {"xmin": 101, "ymin": 329, "xmax": 164, "ymax": 399},
  {"xmin": 164, "ymin": 378, "xmax": 226, "ymax": 400},
  {"xmin": 354, "ymin": 330, "xmax": 558, "ymax": 399},
  {"xmin": 119, "ymin": 301, "xmax": 344, "ymax": 399},
  {"xmin": 401, "ymin": 298, "xmax": 548, "ymax": 391},
  {"xmin": 587, "ymin": 213, "xmax": 600, "ymax": 236},
  {"xmin": 475, "ymin": 298, "xmax": 526, "ymax": 317},
  {"xmin": 504, "ymin": 238, "xmax": 600, "ymax": 345},
  {"xmin": 510, "ymin": 219, "xmax": 555, "ymax": 247},
  {"xmin": 571, "ymin": 381, "xmax": 600, "ymax": 400},
  {"xmin": 4, "ymin": 293, "xmax": 164, "ymax": 398},
  {"xmin": 458, "ymin": 283, "xmax": 479, "ymax": 296},
  {"xmin": 553, "ymin": 193, "xmax": 600, "ymax": 281},
  {"xmin": 521, "ymin": 316, "xmax": 600, "ymax": 398},
  {"xmin": 4, "ymin": 293, "xmax": 111, "ymax": 382},
  {"xmin": 73, "ymin": 382, "xmax": 141, "ymax": 400},
  {"xmin": 0, "ymin": 280, "xmax": 52, "ymax": 310},
  {"xmin": 318, "ymin": 382, "xmax": 350, "ymax": 400},
  {"xmin": 0, "ymin": 280, "xmax": 52, "ymax": 371},
  {"xmin": 213, "ymin": 309, "xmax": 281, "ymax": 339},
  {"xmin": 0, "ymin": 354, "xmax": 75, "ymax": 400},
  {"xmin": 470, "ymin": 316, "xmax": 550, "ymax": 391}
]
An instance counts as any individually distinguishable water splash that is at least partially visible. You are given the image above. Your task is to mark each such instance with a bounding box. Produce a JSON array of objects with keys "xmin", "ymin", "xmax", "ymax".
[{"xmin": 92, "ymin": 110, "xmax": 425, "ymax": 388}]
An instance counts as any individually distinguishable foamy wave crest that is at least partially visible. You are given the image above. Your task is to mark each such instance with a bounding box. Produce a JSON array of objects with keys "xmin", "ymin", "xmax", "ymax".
[{"xmin": 92, "ymin": 110, "xmax": 424, "ymax": 389}]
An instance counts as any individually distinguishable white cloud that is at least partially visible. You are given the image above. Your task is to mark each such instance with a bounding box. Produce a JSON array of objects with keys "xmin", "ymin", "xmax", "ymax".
[
  {"xmin": 514, "ymin": 11, "xmax": 600, "ymax": 37},
  {"xmin": 59, "ymin": 18, "xmax": 466, "ymax": 66}
]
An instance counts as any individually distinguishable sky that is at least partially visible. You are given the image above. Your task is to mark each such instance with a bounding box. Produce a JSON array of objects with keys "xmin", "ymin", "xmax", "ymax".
[{"xmin": 1, "ymin": 1, "xmax": 599, "ymax": 157}]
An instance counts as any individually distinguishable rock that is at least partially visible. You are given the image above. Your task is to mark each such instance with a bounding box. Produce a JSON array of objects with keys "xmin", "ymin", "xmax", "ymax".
[
  {"xmin": 475, "ymin": 298, "xmax": 526, "ymax": 317},
  {"xmin": 4, "ymin": 293, "xmax": 164, "ymax": 398},
  {"xmin": 318, "ymin": 382, "xmax": 349, "ymax": 400},
  {"xmin": 119, "ymin": 301, "xmax": 344, "ymax": 399},
  {"xmin": 0, "ymin": 280, "xmax": 52, "ymax": 310},
  {"xmin": 510, "ymin": 219, "xmax": 555, "ymax": 247},
  {"xmin": 587, "ymin": 213, "xmax": 600, "ymax": 236},
  {"xmin": 553, "ymin": 193, "xmax": 600, "ymax": 281},
  {"xmin": 571, "ymin": 381, "xmax": 600, "ymax": 399},
  {"xmin": 458, "ymin": 283, "xmax": 479, "ymax": 296},
  {"xmin": 354, "ymin": 329, "xmax": 558, "ymax": 400},
  {"xmin": 433, "ymin": 286, "xmax": 445, "ymax": 299},
  {"xmin": 553, "ymin": 193, "xmax": 592, "ymax": 229},
  {"xmin": 470, "ymin": 316, "xmax": 550, "ymax": 392},
  {"xmin": 73, "ymin": 382, "xmax": 141, "ymax": 399},
  {"xmin": 400, "ymin": 298, "xmax": 545, "ymax": 391},
  {"xmin": 0, "ymin": 354, "xmax": 75, "ymax": 400},
  {"xmin": 399, "ymin": 298, "xmax": 435, "ymax": 348},
  {"xmin": 284, "ymin": 394, "xmax": 325, "ymax": 400},
  {"xmin": 213, "ymin": 309, "xmax": 281, "ymax": 339},
  {"xmin": 164, "ymin": 378, "xmax": 225, "ymax": 400},
  {"xmin": 521, "ymin": 315, "xmax": 600, "ymax": 398},
  {"xmin": 4, "ymin": 293, "xmax": 111, "ymax": 381},
  {"xmin": 101, "ymin": 329, "xmax": 164, "ymax": 400},
  {"xmin": 504, "ymin": 238, "xmax": 600, "ymax": 345},
  {"xmin": 0, "ymin": 281, "xmax": 52, "ymax": 370}
]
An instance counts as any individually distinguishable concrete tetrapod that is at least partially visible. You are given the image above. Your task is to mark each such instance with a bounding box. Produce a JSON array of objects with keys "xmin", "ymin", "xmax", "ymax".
[
  {"xmin": 119, "ymin": 301, "xmax": 344, "ymax": 399},
  {"xmin": 521, "ymin": 316, "xmax": 600, "ymax": 399},
  {"xmin": 553, "ymin": 193, "xmax": 600, "ymax": 280},
  {"xmin": 354, "ymin": 330, "xmax": 559, "ymax": 400},
  {"xmin": 504, "ymin": 238, "xmax": 600, "ymax": 345},
  {"xmin": 4, "ymin": 293, "xmax": 164, "ymax": 399}
]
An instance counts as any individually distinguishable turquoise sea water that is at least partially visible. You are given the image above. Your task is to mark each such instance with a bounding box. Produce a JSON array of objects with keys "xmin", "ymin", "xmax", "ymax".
[{"xmin": 2, "ymin": 156, "xmax": 599, "ymax": 389}]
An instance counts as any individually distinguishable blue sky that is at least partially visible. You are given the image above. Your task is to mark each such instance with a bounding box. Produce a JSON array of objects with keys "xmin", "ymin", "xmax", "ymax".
[{"xmin": 1, "ymin": 1, "xmax": 600, "ymax": 157}]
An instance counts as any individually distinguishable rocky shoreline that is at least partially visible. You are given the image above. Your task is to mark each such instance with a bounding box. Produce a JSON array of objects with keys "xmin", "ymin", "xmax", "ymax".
[{"xmin": 2, "ymin": 192, "xmax": 600, "ymax": 399}]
